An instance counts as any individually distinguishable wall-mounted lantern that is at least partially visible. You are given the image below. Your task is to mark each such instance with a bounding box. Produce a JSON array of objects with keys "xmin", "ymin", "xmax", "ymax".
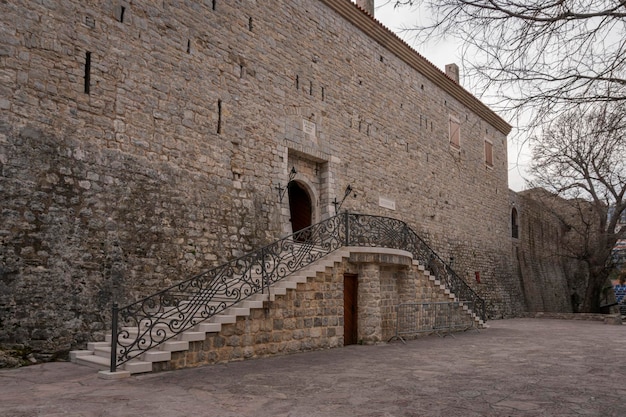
[
  {"xmin": 333, "ymin": 184, "xmax": 356, "ymax": 214},
  {"xmin": 276, "ymin": 166, "xmax": 297, "ymax": 203}
]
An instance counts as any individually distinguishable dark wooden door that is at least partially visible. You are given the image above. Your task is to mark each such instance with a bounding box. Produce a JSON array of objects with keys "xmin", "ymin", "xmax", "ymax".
[
  {"xmin": 288, "ymin": 181, "xmax": 312, "ymax": 241},
  {"xmin": 344, "ymin": 273, "xmax": 358, "ymax": 345}
]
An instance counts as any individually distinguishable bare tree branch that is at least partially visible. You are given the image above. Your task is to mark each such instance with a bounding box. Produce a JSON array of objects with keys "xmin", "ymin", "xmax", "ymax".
[
  {"xmin": 528, "ymin": 102, "xmax": 626, "ymax": 311},
  {"xmin": 393, "ymin": 0, "xmax": 626, "ymax": 125}
]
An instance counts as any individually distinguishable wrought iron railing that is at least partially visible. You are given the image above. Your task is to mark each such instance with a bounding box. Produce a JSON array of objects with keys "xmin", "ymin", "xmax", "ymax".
[{"xmin": 109, "ymin": 212, "xmax": 485, "ymax": 371}]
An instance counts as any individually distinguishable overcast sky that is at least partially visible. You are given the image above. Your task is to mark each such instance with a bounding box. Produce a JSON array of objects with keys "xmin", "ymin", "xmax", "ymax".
[{"xmin": 353, "ymin": 1, "xmax": 530, "ymax": 191}]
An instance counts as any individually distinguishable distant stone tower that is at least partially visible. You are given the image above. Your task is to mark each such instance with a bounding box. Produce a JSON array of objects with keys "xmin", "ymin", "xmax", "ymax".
[{"xmin": 356, "ymin": 0, "xmax": 375, "ymax": 15}]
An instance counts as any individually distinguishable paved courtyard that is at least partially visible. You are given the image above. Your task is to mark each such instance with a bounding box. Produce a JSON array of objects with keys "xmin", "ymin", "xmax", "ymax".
[{"xmin": 1, "ymin": 318, "xmax": 626, "ymax": 416}]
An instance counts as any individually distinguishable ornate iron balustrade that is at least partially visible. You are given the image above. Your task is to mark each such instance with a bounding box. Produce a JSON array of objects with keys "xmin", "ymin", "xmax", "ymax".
[
  {"xmin": 346, "ymin": 214, "xmax": 485, "ymax": 322},
  {"xmin": 109, "ymin": 213, "xmax": 485, "ymax": 372}
]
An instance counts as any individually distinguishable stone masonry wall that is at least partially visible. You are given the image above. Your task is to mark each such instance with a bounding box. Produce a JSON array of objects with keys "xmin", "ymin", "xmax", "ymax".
[
  {"xmin": 1, "ymin": 0, "xmax": 522, "ymax": 359},
  {"xmin": 510, "ymin": 190, "xmax": 590, "ymax": 313}
]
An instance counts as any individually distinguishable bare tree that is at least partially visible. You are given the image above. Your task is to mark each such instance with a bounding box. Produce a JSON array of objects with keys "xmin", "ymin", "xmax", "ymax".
[
  {"xmin": 529, "ymin": 103, "xmax": 626, "ymax": 312},
  {"xmin": 391, "ymin": 0, "xmax": 626, "ymax": 125}
]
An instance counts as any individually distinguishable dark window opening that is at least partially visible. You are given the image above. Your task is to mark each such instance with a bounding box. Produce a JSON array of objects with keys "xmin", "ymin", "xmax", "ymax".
[
  {"xmin": 512, "ymin": 208, "xmax": 519, "ymax": 239},
  {"xmin": 217, "ymin": 99, "xmax": 222, "ymax": 134},
  {"xmin": 84, "ymin": 51, "xmax": 91, "ymax": 94},
  {"xmin": 119, "ymin": 6, "xmax": 125, "ymax": 23}
]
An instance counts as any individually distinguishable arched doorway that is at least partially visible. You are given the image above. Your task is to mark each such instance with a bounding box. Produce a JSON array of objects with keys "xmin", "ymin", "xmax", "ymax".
[{"xmin": 288, "ymin": 181, "xmax": 312, "ymax": 237}]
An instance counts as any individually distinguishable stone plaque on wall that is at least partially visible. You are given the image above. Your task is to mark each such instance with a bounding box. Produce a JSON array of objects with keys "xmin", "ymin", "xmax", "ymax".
[
  {"xmin": 302, "ymin": 119, "xmax": 316, "ymax": 137},
  {"xmin": 379, "ymin": 196, "xmax": 396, "ymax": 210}
]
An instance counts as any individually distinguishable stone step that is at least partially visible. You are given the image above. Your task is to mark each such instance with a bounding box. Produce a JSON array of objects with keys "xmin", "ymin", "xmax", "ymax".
[
  {"xmin": 209, "ymin": 314, "xmax": 237, "ymax": 324},
  {"xmin": 74, "ymin": 353, "xmax": 110, "ymax": 371},
  {"xmin": 87, "ymin": 341, "xmax": 110, "ymax": 351},
  {"xmin": 93, "ymin": 345, "xmax": 111, "ymax": 359},
  {"xmin": 85, "ymin": 340, "xmax": 173, "ymax": 366},
  {"xmin": 143, "ymin": 350, "xmax": 171, "ymax": 362},
  {"xmin": 276, "ymin": 280, "xmax": 298, "ymax": 290},
  {"xmin": 124, "ymin": 360, "xmax": 153, "ymax": 374},
  {"xmin": 80, "ymin": 351, "xmax": 153, "ymax": 375},
  {"xmin": 179, "ymin": 331, "xmax": 207, "ymax": 342},
  {"xmin": 195, "ymin": 322, "xmax": 222, "ymax": 333},
  {"xmin": 78, "ymin": 353, "xmax": 153, "ymax": 374},
  {"xmin": 241, "ymin": 299, "xmax": 264, "ymax": 309},
  {"xmin": 288, "ymin": 275, "xmax": 309, "ymax": 284},
  {"xmin": 269, "ymin": 286, "xmax": 288, "ymax": 301},
  {"xmin": 70, "ymin": 350, "xmax": 95, "ymax": 362},
  {"xmin": 226, "ymin": 306, "xmax": 250, "ymax": 316},
  {"xmin": 249, "ymin": 293, "xmax": 269, "ymax": 302},
  {"xmin": 162, "ymin": 340, "xmax": 189, "ymax": 352}
]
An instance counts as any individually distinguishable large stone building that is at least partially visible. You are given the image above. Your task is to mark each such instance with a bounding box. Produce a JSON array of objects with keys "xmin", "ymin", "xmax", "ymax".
[{"xmin": 0, "ymin": 0, "xmax": 573, "ymax": 368}]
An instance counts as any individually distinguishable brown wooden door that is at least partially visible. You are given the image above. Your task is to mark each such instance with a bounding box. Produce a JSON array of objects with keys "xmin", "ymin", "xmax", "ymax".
[{"xmin": 344, "ymin": 273, "xmax": 358, "ymax": 345}]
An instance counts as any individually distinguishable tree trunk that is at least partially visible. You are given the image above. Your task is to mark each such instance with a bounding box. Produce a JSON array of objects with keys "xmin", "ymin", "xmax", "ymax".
[{"xmin": 581, "ymin": 268, "xmax": 611, "ymax": 313}]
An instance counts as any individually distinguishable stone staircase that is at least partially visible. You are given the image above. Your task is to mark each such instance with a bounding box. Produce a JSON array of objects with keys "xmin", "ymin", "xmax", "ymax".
[{"xmin": 70, "ymin": 246, "xmax": 485, "ymax": 378}]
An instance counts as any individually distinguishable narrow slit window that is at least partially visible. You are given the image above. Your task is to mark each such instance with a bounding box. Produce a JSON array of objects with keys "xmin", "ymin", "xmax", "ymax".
[
  {"xmin": 84, "ymin": 51, "xmax": 91, "ymax": 94},
  {"xmin": 217, "ymin": 99, "xmax": 222, "ymax": 134},
  {"xmin": 119, "ymin": 6, "xmax": 125, "ymax": 23},
  {"xmin": 248, "ymin": 17, "xmax": 253, "ymax": 31},
  {"xmin": 212, "ymin": 0, "xmax": 216, "ymax": 11}
]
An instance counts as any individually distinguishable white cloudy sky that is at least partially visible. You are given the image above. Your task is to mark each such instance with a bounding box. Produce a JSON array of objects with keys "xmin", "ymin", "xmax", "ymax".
[{"xmin": 353, "ymin": 1, "xmax": 531, "ymax": 191}]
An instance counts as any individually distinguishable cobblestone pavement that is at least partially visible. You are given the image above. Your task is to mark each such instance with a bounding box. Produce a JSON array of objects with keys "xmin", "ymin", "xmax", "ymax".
[{"xmin": 2, "ymin": 318, "xmax": 626, "ymax": 417}]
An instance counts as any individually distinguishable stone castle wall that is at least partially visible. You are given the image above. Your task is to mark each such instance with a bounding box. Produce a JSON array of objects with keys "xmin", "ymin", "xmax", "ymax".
[
  {"xmin": 1, "ymin": 0, "xmax": 523, "ymax": 359},
  {"xmin": 510, "ymin": 190, "xmax": 590, "ymax": 313}
]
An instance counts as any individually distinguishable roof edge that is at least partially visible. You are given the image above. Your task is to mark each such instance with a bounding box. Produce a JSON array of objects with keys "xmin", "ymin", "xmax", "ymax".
[{"xmin": 319, "ymin": 0, "xmax": 512, "ymax": 136}]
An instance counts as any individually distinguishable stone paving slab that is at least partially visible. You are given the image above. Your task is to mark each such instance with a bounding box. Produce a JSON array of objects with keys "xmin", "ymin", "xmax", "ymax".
[{"xmin": 1, "ymin": 318, "xmax": 626, "ymax": 416}]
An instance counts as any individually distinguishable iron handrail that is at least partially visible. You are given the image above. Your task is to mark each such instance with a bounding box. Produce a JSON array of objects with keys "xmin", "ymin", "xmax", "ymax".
[{"xmin": 109, "ymin": 212, "xmax": 485, "ymax": 371}]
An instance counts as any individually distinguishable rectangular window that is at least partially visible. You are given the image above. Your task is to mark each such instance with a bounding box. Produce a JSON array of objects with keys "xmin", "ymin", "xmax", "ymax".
[
  {"xmin": 484, "ymin": 139, "xmax": 494, "ymax": 168},
  {"xmin": 449, "ymin": 116, "xmax": 460, "ymax": 149}
]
